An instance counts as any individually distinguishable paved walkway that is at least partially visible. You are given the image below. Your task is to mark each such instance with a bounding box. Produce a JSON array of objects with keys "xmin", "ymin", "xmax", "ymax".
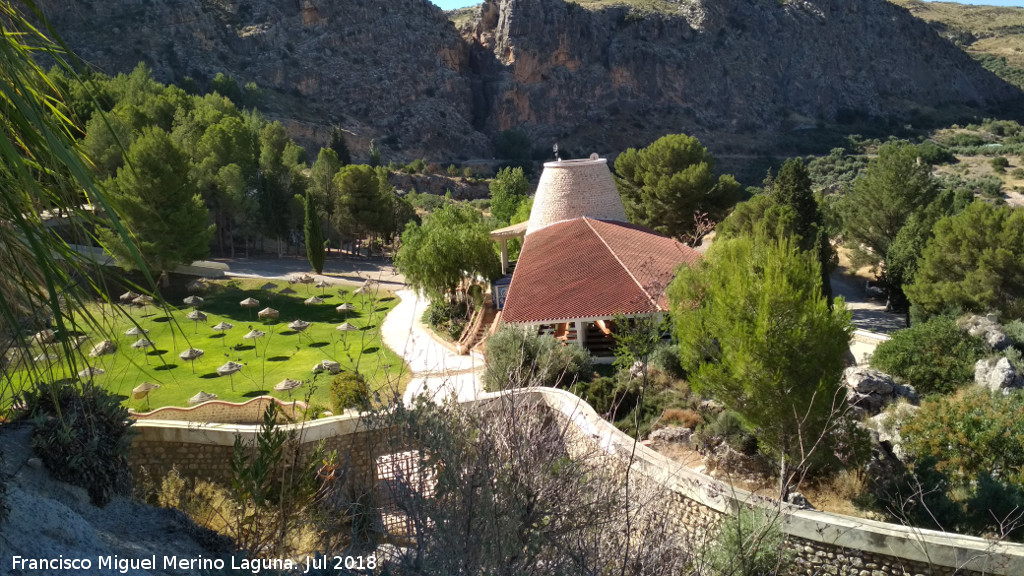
[
  {"xmin": 380, "ymin": 289, "xmax": 485, "ymax": 404},
  {"xmin": 213, "ymin": 254, "xmax": 403, "ymax": 287}
]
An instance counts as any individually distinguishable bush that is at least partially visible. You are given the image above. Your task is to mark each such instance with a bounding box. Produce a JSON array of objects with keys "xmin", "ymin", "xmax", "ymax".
[
  {"xmin": 329, "ymin": 372, "xmax": 371, "ymax": 413},
  {"xmin": 915, "ymin": 140, "xmax": 955, "ymax": 165},
  {"xmin": 484, "ymin": 326, "xmax": 592, "ymax": 391},
  {"xmin": 660, "ymin": 408, "xmax": 702, "ymax": 429},
  {"xmin": 870, "ymin": 316, "xmax": 985, "ymax": 395},
  {"xmin": 422, "ymin": 299, "xmax": 469, "ymax": 341},
  {"xmin": 709, "ymin": 507, "xmax": 791, "ymax": 576},
  {"xmin": 991, "ymin": 156, "xmax": 1010, "ymax": 173},
  {"xmin": 1005, "ymin": 320, "xmax": 1024, "ymax": 349},
  {"xmin": 446, "ymin": 164, "xmax": 459, "ymax": 177},
  {"xmin": 648, "ymin": 341, "xmax": 685, "ymax": 379},
  {"xmin": 24, "ymin": 381, "xmax": 134, "ymax": 506},
  {"xmin": 903, "ymin": 389, "xmax": 1024, "ymax": 488},
  {"xmin": 693, "ymin": 410, "xmax": 759, "ymax": 456}
]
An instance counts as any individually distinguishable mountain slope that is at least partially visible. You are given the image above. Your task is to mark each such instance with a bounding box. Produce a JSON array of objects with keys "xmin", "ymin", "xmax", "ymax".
[
  {"xmin": 34, "ymin": 0, "xmax": 1023, "ymax": 161},
  {"xmin": 889, "ymin": 0, "xmax": 1024, "ymax": 90}
]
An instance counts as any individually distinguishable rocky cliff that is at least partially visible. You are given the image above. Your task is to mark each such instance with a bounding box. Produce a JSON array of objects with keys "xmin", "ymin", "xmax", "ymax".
[{"xmin": 34, "ymin": 0, "xmax": 1022, "ymax": 162}]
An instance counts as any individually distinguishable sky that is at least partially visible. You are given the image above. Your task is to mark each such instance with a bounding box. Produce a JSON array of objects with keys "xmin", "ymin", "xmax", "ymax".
[
  {"xmin": 430, "ymin": 0, "xmax": 479, "ymax": 10},
  {"xmin": 426, "ymin": 0, "xmax": 1024, "ymax": 9}
]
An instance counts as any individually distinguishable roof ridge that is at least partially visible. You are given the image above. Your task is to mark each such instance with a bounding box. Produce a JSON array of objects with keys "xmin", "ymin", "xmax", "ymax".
[{"xmin": 583, "ymin": 218, "xmax": 660, "ymax": 310}]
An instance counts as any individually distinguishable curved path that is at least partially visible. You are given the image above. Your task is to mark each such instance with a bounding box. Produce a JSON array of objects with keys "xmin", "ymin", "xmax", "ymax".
[{"xmin": 380, "ymin": 290, "xmax": 485, "ymax": 404}]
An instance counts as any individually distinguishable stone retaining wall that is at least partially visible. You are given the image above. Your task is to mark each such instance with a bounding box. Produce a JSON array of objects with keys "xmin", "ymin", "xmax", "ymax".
[{"xmin": 129, "ymin": 388, "xmax": 1024, "ymax": 575}]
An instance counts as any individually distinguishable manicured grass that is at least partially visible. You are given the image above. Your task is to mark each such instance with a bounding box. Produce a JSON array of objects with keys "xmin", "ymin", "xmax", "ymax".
[{"xmin": 10, "ymin": 278, "xmax": 408, "ymax": 412}]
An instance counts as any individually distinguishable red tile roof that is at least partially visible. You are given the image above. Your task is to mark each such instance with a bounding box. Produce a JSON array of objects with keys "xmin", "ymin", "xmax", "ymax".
[{"xmin": 500, "ymin": 218, "xmax": 702, "ymax": 324}]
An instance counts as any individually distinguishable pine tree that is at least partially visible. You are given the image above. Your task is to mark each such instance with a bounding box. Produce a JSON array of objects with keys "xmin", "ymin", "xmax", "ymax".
[
  {"xmin": 100, "ymin": 127, "xmax": 214, "ymax": 283},
  {"xmin": 669, "ymin": 234, "xmax": 852, "ymax": 494}
]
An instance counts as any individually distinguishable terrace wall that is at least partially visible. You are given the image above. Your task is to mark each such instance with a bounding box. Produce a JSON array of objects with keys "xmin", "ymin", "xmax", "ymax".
[{"xmin": 129, "ymin": 389, "xmax": 1024, "ymax": 575}]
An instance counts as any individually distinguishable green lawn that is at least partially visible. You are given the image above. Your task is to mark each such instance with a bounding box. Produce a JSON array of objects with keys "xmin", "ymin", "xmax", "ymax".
[{"xmin": 9, "ymin": 278, "xmax": 408, "ymax": 412}]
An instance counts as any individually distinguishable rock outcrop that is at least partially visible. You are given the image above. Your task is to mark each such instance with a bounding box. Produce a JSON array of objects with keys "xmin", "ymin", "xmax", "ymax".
[
  {"xmin": 842, "ymin": 366, "xmax": 918, "ymax": 417},
  {"xmin": 974, "ymin": 357, "xmax": 1024, "ymax": 393},
  {"xmin": 960, "ymin": 313, "xmax": 1013, "ymax": 351},
  {"xmin": 33, "ymin": 0, "xmax": 1022, "ymax": 162}
]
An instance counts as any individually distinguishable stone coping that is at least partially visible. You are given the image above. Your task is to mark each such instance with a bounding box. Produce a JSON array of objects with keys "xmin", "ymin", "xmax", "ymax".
[
  {"xmin": 131, "ymin": 395, "xmax": 308, "ymax": 423},
  {"xmin": 542, "ymin": 157, "xmax": 607, "ymax": 168},
  {"xmin": 134, "ymin": 387, "xmax": 1024, "ymax": 574}
]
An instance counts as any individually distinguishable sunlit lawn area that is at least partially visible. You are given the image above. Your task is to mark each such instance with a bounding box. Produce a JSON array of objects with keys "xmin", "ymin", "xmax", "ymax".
[{"xmin": 9, "ymin": 278, "xmax": 408, "ymax": 412}]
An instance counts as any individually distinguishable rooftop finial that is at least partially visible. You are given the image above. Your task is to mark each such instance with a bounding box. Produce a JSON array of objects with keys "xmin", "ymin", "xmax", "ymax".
[{"xmin": 553, "ymin": 142, "xmax": 560, "ymax": 161}]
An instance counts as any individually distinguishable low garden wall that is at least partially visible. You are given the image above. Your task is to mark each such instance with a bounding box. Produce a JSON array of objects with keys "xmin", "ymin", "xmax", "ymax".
[
  {"xmin": 131, "ymin": 396, "xmax": 308, "ymax": 424},
  {"xmin": 129, "ymin": 388, "xmax": 1024, "ymax": 575}
]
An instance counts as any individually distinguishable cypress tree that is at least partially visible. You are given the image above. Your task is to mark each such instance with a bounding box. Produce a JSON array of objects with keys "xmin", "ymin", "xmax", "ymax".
[{"xmin": 304, "ymin": 191, "xmax": 325, "ymax": 274}]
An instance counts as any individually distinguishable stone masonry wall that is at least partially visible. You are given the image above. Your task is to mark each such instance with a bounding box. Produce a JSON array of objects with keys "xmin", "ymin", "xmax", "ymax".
[
  {"xmin": 129, "ymin": 388, "xmax": 1024, "ymax": 575},
  {"xmin": 527, "ymin": 158, "xmax": 627, "ymax": 233},
  {"xmin": 131, "ymin": 396, "xmax": 307, "ymax": 424}
]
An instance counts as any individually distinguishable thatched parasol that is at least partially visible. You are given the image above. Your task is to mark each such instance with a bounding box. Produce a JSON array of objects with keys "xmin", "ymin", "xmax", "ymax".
[
  {"xmin": 179, "ymin": 348, "xmax": 205, "ymax": 373},
  {"xmin": 186, "ymin": 310, "xmax": 207, "ymax": 333},
  {"xmin": 288, "ymin": 319, "xmax": 311, "ymax": 344},
  {"xmin": 212, "ymin": 321, "xmax": 233, "ymax": 345},
  {"xmin": 133, "ymin": 382, "xmax": 161, "ymax": 409},
  {"xmin": 243, "ymin": 329, "xmax": 266, "ymax": 356},
  {"xmin": 259, "ymin": 282, "xmax": 278, "ymax": 292},
  {"xmin": 274, "ymin": 378, "xmax": 303, "ymax": 398},
  {"xmin": 33, "ymin": 329, "xmax": 55, "ymax": 345},
  {"xmin": 257, "ymin": 307, "xmax": 279, "ymax": 320},
  {"xmin": 217, "ymin": 361, "xmax": 244, "ymax": 390},
  {"xmin": 183, "ymin": 295, "xmax": 204, "ymax": 307},
  {"xmin": 132, "ymin": 294, "xmax": 155, "ymax": 312},
  {"xmin": 131, "ymin": 338, "xmax": 154, "ymax": 350},
  {"xmin": 125, "ymin": 326, "xmax": 149, "ymax": 338},
  {"xmin": 304, "ymin": 296, "xmax": 324, "ymax": 305},
  {"xmin": 132, "ymin": 338, "xmax": 154, "ymax": 364},
  {"xmin": 279, "ymin": 286, "xmax": 297, "ymax": 296},
  {"xmin": 33, "ymin": 353, "xmax": 56, "ymax": 363},
  {"xmin": 336, "ymin": 303, "xmax": 355, "ymax": 313},
  {"xmin": 336, "ymin": 322, "xmax": 358, "ymax": 332},
  {"xmin": 188, "ymin": 391, "xmax": 218, "ymax": 405},
  {"xmin": 240, "ymin": 297, "xmax": 260, "ymax": 320},
  {"xmin": 315, "ymin": 279, "xmax": 329, "ymax": 296},
  {"xmin": 77, "ymin": 366, "xmax": 104, "ymax": 379},
  {"xmin": 119, "ymin": 290, "xmax": 141, "ymax": 303}
]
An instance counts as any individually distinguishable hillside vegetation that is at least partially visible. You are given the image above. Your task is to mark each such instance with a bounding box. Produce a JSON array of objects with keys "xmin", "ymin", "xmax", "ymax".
[{"xmin": 890, "ymin": 0, "xmax": 1024, "ymax": 89}]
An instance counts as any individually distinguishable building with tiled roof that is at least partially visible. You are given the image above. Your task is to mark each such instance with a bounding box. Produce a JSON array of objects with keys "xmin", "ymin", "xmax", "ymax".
[{"xmin": 487, "ymin": 156, "xmax": 701, "ymax": 358}]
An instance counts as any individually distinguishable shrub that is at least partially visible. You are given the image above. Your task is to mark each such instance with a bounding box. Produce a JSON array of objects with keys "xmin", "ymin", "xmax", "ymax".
[
  {"xmin": 693, "ymin": 410, "xmax": 758, "ymax": 456},
  {"xmin": 709, "ymin": 507, "xmax": 791, "ymax": 576},
  {"xmin": 422, "ymin": 299, "xmax": 469, "ymax": 341},
  {"xmin": 24, "ymin": 381, "xmax": 134, "ymax": 506},
  {"xmin": 991, "ymin": 156, "xmax": 1011, "ymax": 173},
  {"xmin": 446, "ymin": 164, "xmax": 459, "ymax": 177},
  {"xmin": 915, "ymin": 140, "xmax": 955, "ymax": 165},
  {"xmin": 484, "ymin": 326, "xmax": 592, "ymax": 391},
  {"xmin": 903, "ymin": 389, "xmax": 1024, "ymax": 488},
  {"xmin": 648, "ymin": 341, "xmax": 685, "ymax": 379},
  {"xmin": 329, "ymin": 372, "xmax": 371, "ymax": 413},
  {"xmin": 660, "ymin": 408, "xmax": 702, "ymax": 429},
  {"xmin": 1005, "ymin": 319, "xmax": 1024, "ymax": 349},
  {"xmin": 870, "ymin": 316, "xmax": 985, "ymax": 395}
]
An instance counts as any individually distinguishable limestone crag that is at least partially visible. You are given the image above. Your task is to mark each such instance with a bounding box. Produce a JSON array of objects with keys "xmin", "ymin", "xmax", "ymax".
[
  {"xmin": 974, "ymin": 357, "xmax": 1024, "ymax": 393},
  {"xmin": 33, "ymin": 0, "xmax": 1022, "ymax": 162},
  {"xmin": 842, "ymin": 366, "xmax": 918, "ymax": 417}
]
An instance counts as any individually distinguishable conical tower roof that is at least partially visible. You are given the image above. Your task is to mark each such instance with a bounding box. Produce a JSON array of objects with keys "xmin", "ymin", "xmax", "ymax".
[{"xmin": 526, "ymin": 156, "xmax": 626, "ymax": 235}]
